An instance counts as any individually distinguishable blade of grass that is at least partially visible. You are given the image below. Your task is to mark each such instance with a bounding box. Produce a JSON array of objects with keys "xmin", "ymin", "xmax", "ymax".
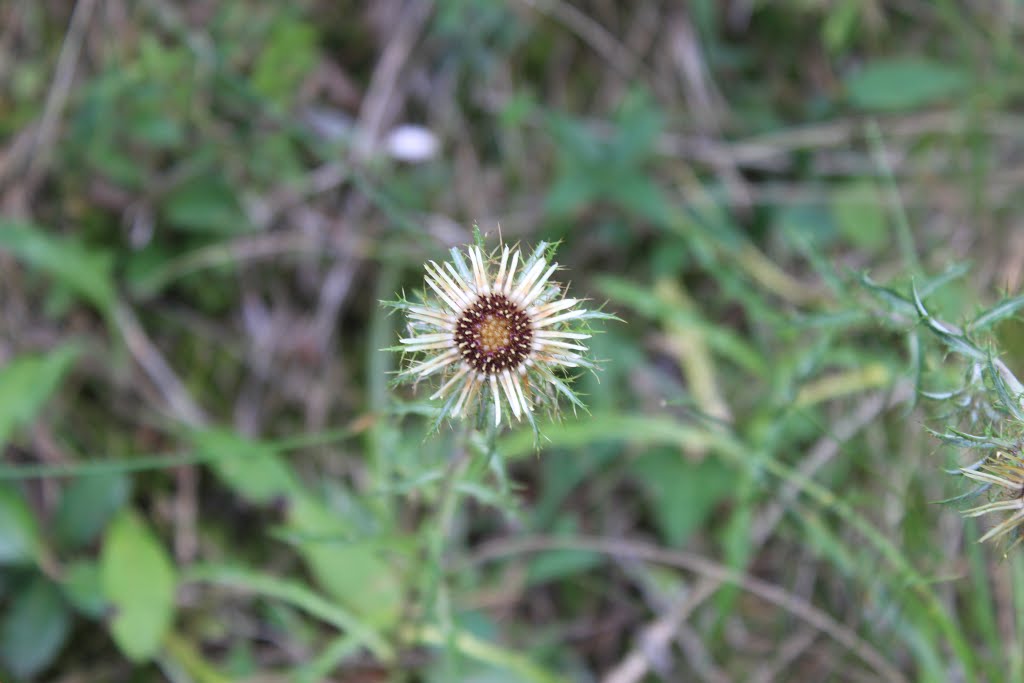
[{"xmin": 182, "ymin": 564, "xmax": 393, "ymax": 660}]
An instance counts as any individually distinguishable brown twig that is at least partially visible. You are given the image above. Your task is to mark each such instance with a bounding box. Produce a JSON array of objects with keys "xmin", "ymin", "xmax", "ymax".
[{"xmin": 23, "ymin": 0, "xmax": 99, "ymax": 199}]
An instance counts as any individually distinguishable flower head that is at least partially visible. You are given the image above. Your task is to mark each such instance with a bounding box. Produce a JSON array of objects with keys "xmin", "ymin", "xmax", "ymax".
[
  {"xmin": 961, "ymin": 450, "xmax": 1024, "ymax": 546},
  {"xmin": 388, "ymin": 241, "xmax": 614, "ymax": 431}
]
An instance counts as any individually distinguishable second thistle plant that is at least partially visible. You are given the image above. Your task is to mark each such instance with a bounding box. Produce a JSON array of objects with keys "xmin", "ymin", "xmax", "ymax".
[{"xmin": 865, "ymin": 273, "xmax": 1024, "ymax": 548}]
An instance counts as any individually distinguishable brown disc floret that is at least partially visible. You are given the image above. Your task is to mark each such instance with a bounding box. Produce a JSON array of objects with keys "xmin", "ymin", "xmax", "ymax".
[{"xmin": 454, "ymin": 293, "xmax": 533, "ymax": 374}]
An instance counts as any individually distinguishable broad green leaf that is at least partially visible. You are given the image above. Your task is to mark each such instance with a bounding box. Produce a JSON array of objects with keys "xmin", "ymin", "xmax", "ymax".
[
  {"xmin": 61, "ymin": 560, "xmax": 108, "ymax": 618},
  {"xmin": 845, "ymin": 58, "xmax": 968, "ymax": 112},
  {"xmin": 0, "ymin": 485, "xmax": 40, "ymax": 565},
  {"xmin": 823, "ymin": 0, "xmax": 861, "ymax": 53},
  {"xmin": 610, "ymin": 89, "xmax": 664, "ymax": 164},
  {"xmin": 191, "ymin": 428, "xmax": 301, "ymax": 504},
  {"xmin": 630, "ymin": 448, "xmax": 734, "ymax": 545},
  {"xmin": 0, "ymin": 221, "xmax": 116, "ymax": 313},
  {"xmin": 544, "ymin": 175, "xmax": 595, "ymax": 217},
  {"xmin": 100, "ymin": 511, "xmax": 177, "ymax": 661},
  {"xmin": 54, "ymin": 472, "xmax": 131, "ymax": 550},
  {"xmin": 831, "ymin": 182, "xmax": 887, "ymax": 251},
  {"xmin": 0, "ymin": 345, "xmax": 79, "ymax": 448},
  {"xmin": 0, "ymin": 577, "xmax": 71, "ymax": 679},
  {"xmin": 162, "ymin": 174, "xmax": 250, "ymax": 234},
  {"xmin": 250, "ymin": 18, "xmax": 318, "ymax": 108},
  {"xmin": 287, "ymin": 497, "xmax": 402, "ymax": 627},
  {"xmin": 609, "ymin": 174, "xmax": 672, "ymax": 226}
]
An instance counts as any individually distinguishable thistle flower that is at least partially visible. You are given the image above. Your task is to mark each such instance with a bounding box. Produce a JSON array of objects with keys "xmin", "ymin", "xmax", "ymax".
[
  {"xmin": 388, "ymin": 241, "xmax": 614, "ymax": 431},
  {"xmin": 961, "ymin": 451, "xmax": 1024, "ymax": 546}
]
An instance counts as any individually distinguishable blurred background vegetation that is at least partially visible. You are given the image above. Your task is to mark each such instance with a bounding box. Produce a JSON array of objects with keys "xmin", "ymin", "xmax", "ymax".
[{"xmin": 3, "ymin": 0, "xmax": 1024, "ymax": 681}]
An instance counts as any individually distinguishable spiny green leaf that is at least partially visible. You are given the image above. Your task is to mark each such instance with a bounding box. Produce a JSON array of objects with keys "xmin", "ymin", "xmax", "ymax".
[
  {"xmin": 969, "ymin": 295, "xmax": 1024, "ymax": 333},
  {"xmin": 860, "ymin": 272, "xmax": 916, "ymax": 317},
  {"xmin": 987, "ymin": 355, "xmax": 1024, "ymax": 423},
  {"xmin": 925, "ymin": 427, "xmax": 1013, "ymax": 450}
]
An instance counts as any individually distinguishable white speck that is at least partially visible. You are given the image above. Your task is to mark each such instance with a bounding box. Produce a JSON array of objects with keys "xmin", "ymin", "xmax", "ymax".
[{"xmin": 385, "ymin": 124, "xmax": 440, "ymax": 163}]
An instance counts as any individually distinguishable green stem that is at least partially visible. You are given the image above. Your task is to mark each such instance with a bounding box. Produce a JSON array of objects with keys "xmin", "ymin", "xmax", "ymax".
[{"xmin": 421, "ymin": 423, "xmax": 474, "ymax": 680}]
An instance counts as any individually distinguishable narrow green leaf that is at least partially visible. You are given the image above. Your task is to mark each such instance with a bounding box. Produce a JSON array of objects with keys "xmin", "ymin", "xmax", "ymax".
[
  {"xmin": 926, "ymin": 427, "xmax": 1012, "ymax": 450},
  {"xmin": 846, "ymin": 58, "xmax": 968, "ymax": 111},
  {"xmin": 182, "ymin": 564, "xmax": 392, "ymax": 659},
  {"xmin": 525, "ymin": 549, "xmax": 602, "ymax": 586},
  {"xmin": 988, "ymin": 356, "xmax": 1024, "ymax": 423},
  {"xmin": 859, "ymin": 273, "xmax": 915, "ymax": 317},
  {"xmin": 912, "ymin": 283, "xmax": 986, "ymax": 360},
  {"xmin": 970, "ymin": 295, "xmax": 1024, "ymax": 333},
  {"xmin": 598, "ymin": 276, "xmax": 764, "ymax": 375},
  {"xmin": 499, "ymin": 414, "xmax": 739, "ymax": 460},
  {"xmin": 0, "ymin": 221, "xmax": 116, "ymax": 313}
]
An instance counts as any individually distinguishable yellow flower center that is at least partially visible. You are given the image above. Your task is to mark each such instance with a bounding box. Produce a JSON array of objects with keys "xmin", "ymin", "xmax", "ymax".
[
  {"xmin": 454, "ymin": 293, "xmax": 534, "ymax": 374},
  {"xmin": 478, "ymin": 314, "xmax": 511, "ymax": 352}
]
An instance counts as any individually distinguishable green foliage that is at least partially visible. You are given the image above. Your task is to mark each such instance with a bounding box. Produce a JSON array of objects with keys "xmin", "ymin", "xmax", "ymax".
[
  {"xmin": 100, "ymin": 511, "xmax": 177, "ymax": 661},
  {"xmin": 831, "ymin": 181, "xmax": 888, "ymax": 252},
  {"xmin": 286, "ymin": 497, "xmax": 403, "ymax": 628},
  {"xmin": 0, "ymin": 577, "xmax": 71, "ymax": 680},
  {"xmin": 0, "ymin": 224, "xmax": 115, "ymax": 314},
  {"xmin": 0, "ymin": 346, "xmax": 80, "ymax": 450},
  {"xmin": 162, "ymin": 173, "xmax": 251, "ymax": 235},
  {"xmin": 545, "ymin": 90, "xmax": 670, "ymax": 225},
  {"xmin": 865, "ymin": 274, "xmax": 1024, "ymax": 550},
  {"xmin": 0, "ymin": 486, "xmax": 40, "ymax": 566},
  {"xmin": 845, "ymin": 58, "xmax": 970, "ymax": 111},
  {"xmin": 249, "ymin": 16, "xmax": 319, "ymax": 108},
  {"xmin": 61, "ymin": 560, "xmax": 108, "ymax": 619},
  {"xmin": 630, "ymin": 448, "xmax": 735, "ymax": 546},
  {"xmin": 54, "ymin": 473, "xmax": 131, "ymax": 550},
  {"xmin": 183, "ymin": 563, "xmax": 392, "ymax": 660},
  {"xmin": 193, "ymin": 428, "xmax": 301, "ymax": 503},
  {"xmin": 5, "ymin": 1, "xmax": 1024, "ymax": 680}
]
